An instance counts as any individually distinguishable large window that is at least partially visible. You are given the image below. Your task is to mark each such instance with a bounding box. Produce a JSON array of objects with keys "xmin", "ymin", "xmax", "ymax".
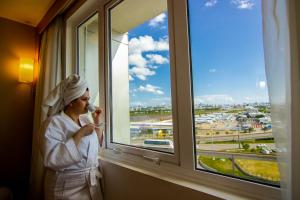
[
  {"xmin": 108, "ymin": 0, "xmax": 175, "ymax": 154},
  {"xmin": 188, "ymin": 0, "xmax": 279, "ymax": 186},
  {"xmin": 67, "ymin": 0, "xmax": 292, "ymax": 198}
]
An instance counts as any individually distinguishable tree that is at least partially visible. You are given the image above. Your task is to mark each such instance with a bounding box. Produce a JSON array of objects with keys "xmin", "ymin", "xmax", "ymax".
[
  {"xmin": 241, "ymin": 142, "xmax": 250, "ymax": 151},
  {"xmin": 147, "ymin": 129, "xmax": 153, "ymax": 135},
  {"xmin": 262, "ymin": 126, "xmax": 268, "ymax": 132},
  {"xmin": 248, "ymin": 127, "xmax": 254, "ymax": 132},
  {"xmin": 255, "ymin": 114, "xmax": 265, "ymax": 119}
]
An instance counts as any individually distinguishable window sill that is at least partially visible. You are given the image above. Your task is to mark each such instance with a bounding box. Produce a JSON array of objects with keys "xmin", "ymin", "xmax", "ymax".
[{"xmin": 99, "ymin": 148, "xmax": 281, "ymax": 200}]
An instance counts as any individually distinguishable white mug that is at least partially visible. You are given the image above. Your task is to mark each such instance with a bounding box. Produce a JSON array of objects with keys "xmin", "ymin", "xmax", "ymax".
[{"xmin": 87, "ymin": 104, "xmax": 96, "ymax": 112}]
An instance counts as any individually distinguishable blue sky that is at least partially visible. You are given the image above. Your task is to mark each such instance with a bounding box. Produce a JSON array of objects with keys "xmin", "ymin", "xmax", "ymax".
[{"xmin": 128, "ymin": 0, "xmax": 269, "ymax": 106}]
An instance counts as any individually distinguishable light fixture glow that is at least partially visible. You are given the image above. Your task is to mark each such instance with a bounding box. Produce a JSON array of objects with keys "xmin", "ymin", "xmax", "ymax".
[{"xmin": 19, "ymin": 58, "xmax": 34, "ymax": 83}]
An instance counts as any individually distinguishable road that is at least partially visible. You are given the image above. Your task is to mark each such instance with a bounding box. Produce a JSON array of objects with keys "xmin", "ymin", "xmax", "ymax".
[
  {"xmin": 197, "ymin": 143, "xmax": 275, "ymax": 151},
  {"xmin": 197, "ymin": 131, "xmax": 273, "ymax": 142},
  {"xmin": 196, "ymin": 149, "xmax": 277, "ymax": 161}
]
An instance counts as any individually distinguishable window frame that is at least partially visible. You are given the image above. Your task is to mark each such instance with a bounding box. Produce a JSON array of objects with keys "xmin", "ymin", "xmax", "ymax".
[
  {"xmin": 186, "ymin": 0, "xmax": 280, "ymax": 187},
  {"xmin": 65, "ymin": 0, "xmax": 107, "ymax": 136},
  {"xmin": 65, "ymin": 0, "xmax": 103, "ymax": 76},
  {"xmin": 76, "ymin": 12, "xmax": 99, "ymax": 76},
  {"xmin": 104, "ymin": 0, "xmax": 180, "ymax": 165},
  {"xmin": 102, "ymin": 0, "xmax": 280, "ymax": 198},
  {"xmin": 64, "ymin": 0, "xmax": 284, "ymax": 199}
]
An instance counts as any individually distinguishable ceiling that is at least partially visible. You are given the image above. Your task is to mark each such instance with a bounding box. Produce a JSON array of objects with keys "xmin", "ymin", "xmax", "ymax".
[
  {"xmin": 111, "ymin": 0, "xmax": 167, "ymax": 33},
  {"xmin": 0, "ymin": 0, "xmax": 56, "ymax": 27}
]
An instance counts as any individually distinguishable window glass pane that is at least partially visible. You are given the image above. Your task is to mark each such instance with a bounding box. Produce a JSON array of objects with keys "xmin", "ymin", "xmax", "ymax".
[
  {"xmin": 188, "ymin": 0, "xmax": 279, "ymax": 186},
  {"xmin": 109, "ymin": 0, "xmax": 174, "ymax": 153},
  {"xmin": 78, "ymin": 14, "xmax": 99, "ymax": 107}
]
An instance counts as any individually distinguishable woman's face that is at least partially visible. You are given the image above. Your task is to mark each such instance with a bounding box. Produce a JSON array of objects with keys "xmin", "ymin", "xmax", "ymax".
[{"xmin": 72, "ymin": 91, "xmax": 90, "ymax": 114}]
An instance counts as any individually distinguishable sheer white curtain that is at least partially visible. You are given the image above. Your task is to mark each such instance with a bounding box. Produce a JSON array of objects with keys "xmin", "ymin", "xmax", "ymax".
[
  {"xmin": 29, "ymin": 16, "xmax": 63, "ymax": 200},
  {"xmin": 262, "ymin": 0, "xmax": 300, "ymax": 199}
]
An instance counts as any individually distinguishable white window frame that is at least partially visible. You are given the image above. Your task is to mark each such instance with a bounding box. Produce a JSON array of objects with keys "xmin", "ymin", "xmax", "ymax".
[
  {"xmin": 102, "ymin": 0, "xmax": 280, "ymax": 199},
  {"xmin": 65, "ymin": 0, "xmax": 107, "ymax": 124},
  {"xmin": 64, "ymin": 0, "xmax": 285, "ymax": 199},
  {"xmin": 65, "ymin": 0, "xmax": 102, "ymax": 76},
  {"xmin": 104, "ymin": 0, "xmax": 180, "ymax": 164}
]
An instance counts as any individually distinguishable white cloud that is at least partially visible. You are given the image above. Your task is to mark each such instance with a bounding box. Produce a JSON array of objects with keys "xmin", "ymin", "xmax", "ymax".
[
  {"xmin": 146, "ymin": 54, "xmax": 169, "ymax": 64},
  {"xmin": 129, "ymin": 67, "xmax": 155, "ymax": 80},
  {"xmin": 243, "ymin": 95, "xmax": 269, "ymax": 103},
  {"xmin": 231, "ymin": 0, "xmax": 254, "ymax": 10},
  {"xmin": 156, "ymin": 37, "xmax": 169, "ymax": 50},
  {"xmin": 129, "ymin": 53, "xmax": 147, "ymax": 67},
  {"xmin": 258, "ymin": 81, "xmax": 266, "ymax": 89},
  {"xmin": 129, "ymin": 74, "xmax": 134, "ymax": 81},
  {"xmin": 150, "ymin": 97, "xmax": 171, "ymax": 106},
  {"xmin": 130, "ymin": 101, "xmax": 143, "ymax": 106},
  {"xmin": 244, "ymin": 96, "xmax": 254, "ymax": 101},
  {"xmin": 148, "ymin": 65, "xmax": 158, "ymax": 69},
  {"xmin": 128, "ymin": 36, "xmax": 170, "ymax": 80},
  {"xmin": 194, "ymin": 94, "xmax": 235, "ymax": 105},
  {"xmin": 129, "ymin": 35, "xmax": 169, "ymax": 54},
  {"xmin": 137, "ymin": 84, "xmax": 164, "ymax": 95},
  {"xmin": 205, "ymin": 0, "xmax": 217, "ymax": 7},
  {"xmin": 129, "ymin": 89, "xmax": 136, "ymax": 96},
  {"xmin": 149, "ymin": 13, "xmax": 166, "ymax": 27},
  {"xmin": 151, "ymin": 97, "xmax": 171, "ymax": 102},
  {"xmin": 209, "ymin": 68, "xmax": 217, "ymax": 73}
]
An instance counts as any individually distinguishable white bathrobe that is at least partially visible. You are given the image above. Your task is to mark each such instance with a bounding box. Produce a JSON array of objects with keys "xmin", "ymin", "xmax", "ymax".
[{"xmin": 43, "ymin": 111, "xmax": 103, "ymax": 200}]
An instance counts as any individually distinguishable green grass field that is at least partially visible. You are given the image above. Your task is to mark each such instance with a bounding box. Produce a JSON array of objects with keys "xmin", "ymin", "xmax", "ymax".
[
  {"xmin": 198, "ymin": 155, "xmax": 247, "ymax": 178},
  {"xmin": 235, "ymin": 159, "xmax": 280, "ymax": 182},
  {"xmin": 198, "ymin": 155, "xmax": 280, "ymax": 185}
]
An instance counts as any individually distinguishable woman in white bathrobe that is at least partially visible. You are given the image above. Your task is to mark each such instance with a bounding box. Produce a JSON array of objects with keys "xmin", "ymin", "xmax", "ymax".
[{"xmin": 42, "ymin": 74, "xmax": 103, "ymax": 200}]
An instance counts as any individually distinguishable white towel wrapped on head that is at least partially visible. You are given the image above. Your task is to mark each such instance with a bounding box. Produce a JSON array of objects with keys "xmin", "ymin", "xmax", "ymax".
[{"xmin": 43, "ymin": 74, "xmax": 88, "ymax": 116}]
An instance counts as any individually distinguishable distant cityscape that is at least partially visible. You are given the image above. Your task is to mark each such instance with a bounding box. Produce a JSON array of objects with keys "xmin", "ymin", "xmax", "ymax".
[
  {"xmin": 130, "ymin": 102, "xmax": 270, "ymax": 111},
  {"xmin": 127, "ymin": 101, "xmax": 278, "ymax": 185}
]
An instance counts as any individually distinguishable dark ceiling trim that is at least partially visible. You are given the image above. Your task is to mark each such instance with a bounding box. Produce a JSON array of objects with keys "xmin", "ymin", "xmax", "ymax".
[
  {"xmin": 37, "ymin": 0, "xmax": 75, "ymax": 34},
  {"xmin": 63, "ymin": 0, "xmax": 87, "ymax": 21}
]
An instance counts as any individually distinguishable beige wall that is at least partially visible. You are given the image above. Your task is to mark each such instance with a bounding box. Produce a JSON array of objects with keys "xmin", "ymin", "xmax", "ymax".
[
  {"xmin": 0, "ymin": 17, "xmax": 37, "ymax": 199},
  {"xmin": 101, "ymin": 161, "xmax": 221, "ymax": 200}
]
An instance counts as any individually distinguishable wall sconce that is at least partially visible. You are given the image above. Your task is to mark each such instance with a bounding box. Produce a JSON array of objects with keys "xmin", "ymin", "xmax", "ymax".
[{"xmin": 19, "ymin": 58, "xmax": 34, "ymax": 83}]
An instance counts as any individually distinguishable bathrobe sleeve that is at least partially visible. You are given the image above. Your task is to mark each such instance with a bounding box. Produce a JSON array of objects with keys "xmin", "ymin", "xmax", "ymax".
[{"xmin": 43, "ymin": 118, "xmax": 82, "ymax": 170}]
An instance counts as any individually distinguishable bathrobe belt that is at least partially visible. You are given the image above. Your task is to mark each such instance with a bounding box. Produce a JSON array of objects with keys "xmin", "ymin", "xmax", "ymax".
[{"xmin": 46, "ymin": 167, "xmax": 102, "ymax": 186}]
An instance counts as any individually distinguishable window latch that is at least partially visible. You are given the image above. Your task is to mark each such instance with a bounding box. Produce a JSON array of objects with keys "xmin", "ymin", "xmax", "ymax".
[{"xmin": 142, "ymin": 155, "xmax": 160, "ymax": 165}]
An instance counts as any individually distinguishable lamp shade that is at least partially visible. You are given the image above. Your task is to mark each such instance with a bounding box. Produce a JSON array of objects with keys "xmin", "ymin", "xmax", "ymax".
[{"xmin": 19, "ymin": 58, "xmax": 34, "ymax": 83}]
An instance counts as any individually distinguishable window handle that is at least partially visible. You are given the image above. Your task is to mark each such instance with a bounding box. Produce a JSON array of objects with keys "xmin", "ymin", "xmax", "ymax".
[{"xmin": 142, "ymin": 155, "xmax": 160, "ymax": 165}]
